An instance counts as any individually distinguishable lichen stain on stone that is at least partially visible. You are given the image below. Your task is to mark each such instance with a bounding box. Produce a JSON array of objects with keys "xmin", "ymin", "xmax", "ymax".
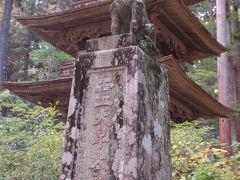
[
  {"xmin": 112, "ymin": 148, "xmax": 123, "ymax": 178},
  {"xmin": 74, "ymin": 53, "xmax": 96, "ymax": 100},
  {"xmin": 153, "ymin": 120, "xmax": 162, "ymax": 139},
  {"xmin": 138, "ymin": 82, "xmax": 146, "ymax": 125},
  {"xmin": 117, "ymin": 34, "xmax": 131, "ymax": 48},
  {"xmin": 144, "ymin": 53, "xmax": 165, "ymax": 98},
  {"xmin": 95, "ymin": 50, "xmax": 115, "ymax": 67},
  {"xmin": 128, "ymin": 78, "xmax": 138, "ymax": 96},
  {"xmin": 68, "ymin": 93, "xmax": 77, "ymax": 118},
  {"xmin": 59, "ymin": 174, "xmax": 66, "ymax": 180},
  {"xmin": 64, "ymin": 135, "xmax": 74, "ymax": 153},
  {"xmin": 159, "ymin": 99, "xmax": 165, "ymax": 109},
  {"xmin": 60, "ymin": 53, "xmax": 97, "ymax": 179},
  {"xmin": 66, "ymin": 121, "xmax": 70, "ymax": 128},
  {"xmin": 71, "ymin": 126, "xmax": 79, "ymax": 140},
  {"xmin": 86, "ymin": 39, "xmax": 99, "ymax": 52},
  {"xmin": 142, "ymin": 134, "xmax": 152, "ymax": 154},
  {"xmin": 119, "ymin": 160, "xmax": 124, "ymax": 180},
  {"xmin": 127, "ymin": 131, "xmax": 136, "ymax": 145},
  {"xmin": 111, "ymin": 47, "xmax": 136, "ymax": 66},
  {"xmin": 125, "ymin": 157, "xmax": 137, "ymax": 178},
  {"xmin": 60, "ymin": 40, "xmax": 171, "ymax": 179},
  {"xmin": 152, "ymin": 150, "xmax": 160, "ymax": 162},
  {"xmin": 113, "ymin": 94, "xmax": 124, "ymax": 129},
  {"xmin": 62, "ymin": 152, "xmax": 73, "ymax": 165},
  {"xmin": 133, "ymin": 54, "xmax": 138, "ymax": 61}
]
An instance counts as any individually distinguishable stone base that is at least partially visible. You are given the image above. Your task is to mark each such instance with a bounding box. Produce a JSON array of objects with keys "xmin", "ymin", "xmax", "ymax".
[{"xmin": 60, "ymin": 35, "xmax": 171, "ymax": 180}]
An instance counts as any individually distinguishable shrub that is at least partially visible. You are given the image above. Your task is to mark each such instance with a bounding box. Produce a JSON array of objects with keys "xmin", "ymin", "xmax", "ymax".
[
  {"xmin": 171, "ymin": 121, "xmax": 240, "ymax": 180},
  {"xmin": 0, "ymin": 90, "xmax": 64, "ymax": 179}
]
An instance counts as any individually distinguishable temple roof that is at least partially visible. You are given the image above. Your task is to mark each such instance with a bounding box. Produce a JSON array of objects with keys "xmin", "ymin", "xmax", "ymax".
[
  {"xmin": 1, "ymin": 78, "xmax": 72, "ymax": 116},
  {"xmin": 15, "ymin": 0, "xmax": 226, "ymax": 63},
  {"xmin": 162, "ymin": 55, "xmax": 233, "ymax": 121},
  {"xmin": 1, "ymin": 55, "xmax": 233, "ymax": 122},
  {"xmin": 69, "ymin": 0, "xmax": 205, "ymax": 9},
  {"xmin": 8, "ymin": 0, "xmax": 232, "ymax": 122}
]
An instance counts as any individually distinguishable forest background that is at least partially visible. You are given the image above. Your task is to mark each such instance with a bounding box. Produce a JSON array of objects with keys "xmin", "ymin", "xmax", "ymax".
[{"xmin": 0, "ymin": 0, "xmax": 239, "ymax": 179}]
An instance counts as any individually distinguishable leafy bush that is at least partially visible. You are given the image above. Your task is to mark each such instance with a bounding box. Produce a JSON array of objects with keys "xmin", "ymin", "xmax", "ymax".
[
  {"xmin": 29, "ymin": 41, "xmax": 74, "ymax": 81},
  {"xmin": 171, "ymin": 121, "xmax": 240, "ymax": 180},
  {"xmin": 1, "ymin": 90, "xmax": 240, "ymax": 179},
  {"xmin": 0, "ymin": 90, "xmax": 64, "ymax": 179},
  {"xmin": 184, "ymin": 57, "xmax": 218, "ymax": 98}
]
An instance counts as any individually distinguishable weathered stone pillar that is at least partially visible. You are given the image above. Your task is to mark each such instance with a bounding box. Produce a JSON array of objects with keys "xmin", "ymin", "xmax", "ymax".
[{"xmin": 60, "ymin": 34, "xmax": 172, "ymax": 180}]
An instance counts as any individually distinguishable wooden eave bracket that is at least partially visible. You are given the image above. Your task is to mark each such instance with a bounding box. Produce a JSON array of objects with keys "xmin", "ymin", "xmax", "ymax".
[
  {"xmin": 161, "ymin": 55, "xmax": 235, "ymax": 118},
  {"xmin": 14, "ymin": 0, "xmax": 226, "ymax": 62}
]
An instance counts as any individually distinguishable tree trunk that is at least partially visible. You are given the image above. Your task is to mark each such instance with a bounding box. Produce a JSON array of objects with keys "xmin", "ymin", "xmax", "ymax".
[
  {"xmin": 0, "ymin": 0, "xmax": 13, "ymax": 90},
  {"xmin": 217, "ymin": 0, "xmax": 235, "ymax": 154},
  {"xmin": 208, "ymin": 0, "xmax": 214, "ymax": 20},
  {"xmin": 230, "ymin": 1, "xmax": 240, "ymax": 143},
  {"xmin": 23, "ymin": 54, "xmax": 30, "ymax": 81},
  {"xmin": 57, "ymin": 0, "xmax": 64, "ymax": 11},
  {"xmin": 48, "ymin": 47, "xmax": 56, "ymax": 80},
  {"xmin": 234, "ymin": 44, "xmax": 240, "ymax": 142}
]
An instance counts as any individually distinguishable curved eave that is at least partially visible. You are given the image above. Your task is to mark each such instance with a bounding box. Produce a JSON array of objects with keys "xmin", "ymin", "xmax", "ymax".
[
  {"xmin": 154, "ymin": 0, "xmax": 226, "ymax": 58},
  {"xmin": 0, "ymin": 78, "xmax": 72, "ymax": 90},
  {"xmin": 0, "ymin": 78, "xmax": 72, "ymax": 117},
  {"xmin": 162, "ymin": 55, "xmax": 234, "ymax": 119},
  {"xmin": 170, "ymin": 0, "xmax": 226, "ymax": 55},
  {"xmin": 16, "ymin": 0, "xmax": 112, "ymax": 27},
  {"xmin": 15, "ymin": 0, "xmax": 226, "ymax": 62},
  {"xmin": 1, "ymin": 55, "xmax": 234, "ymax": 121},
  {"xmin": 16, "ymin": 1, "xmax": 113, "ymax": 57}
]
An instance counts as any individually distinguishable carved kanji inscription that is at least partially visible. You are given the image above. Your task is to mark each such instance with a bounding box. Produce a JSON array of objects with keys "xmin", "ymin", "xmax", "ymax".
[{"xmin": 74, "ymin": 67, "xmax": 126, "ymax": 179}]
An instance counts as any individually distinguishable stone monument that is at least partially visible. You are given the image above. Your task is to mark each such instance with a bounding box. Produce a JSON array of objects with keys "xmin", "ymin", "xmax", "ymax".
[
  {"xmin": 60, "ymin": 34, "xmax": 172, "ymax": 179},
  {"xmin": 60, "ymin": 0, "xmax": 172, "ymax": 179}
]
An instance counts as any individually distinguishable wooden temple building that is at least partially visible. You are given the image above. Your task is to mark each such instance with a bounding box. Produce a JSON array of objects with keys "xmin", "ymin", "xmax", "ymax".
[{"xmin": 1, "ymin": 0, "xmax": 233, "ymax": 123}]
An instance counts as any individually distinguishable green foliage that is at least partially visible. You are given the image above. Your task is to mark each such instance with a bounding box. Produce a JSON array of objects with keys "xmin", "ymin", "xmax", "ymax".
[
  {"xmin": 189, "ymin": 0, "xmax": 216, "ymax": 21},
  {"xmin": 185, "ymin": 2, "xmax": 219, "ymax": 99},
  {"xmin": 200, "ymin": 19, "xmax": 217, "ymax": 36},
  {"xmin": 0, "ymin": 90, "xmax": 64, "ymax": 179},
  {"xmin": 20, "ymin": 0, "xmax": 58, "ymax": 16},
  {"xmin": 29, "ymin": 41, "xmax": 74, "ymax": 81},
  {"xmin": 5, "ymin": 2, "xmax": 41, "ymax": 81},
  {"xmin": 3, "ymin": 0, "xmax": 72, "ymax": 82},
  {"xmin": 171, "ymin": 121, "xmax": 240, "ymax": 180},
  {"xmin": 184, "ymin": 57, "xmax": 218, "ymax": 98}
]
